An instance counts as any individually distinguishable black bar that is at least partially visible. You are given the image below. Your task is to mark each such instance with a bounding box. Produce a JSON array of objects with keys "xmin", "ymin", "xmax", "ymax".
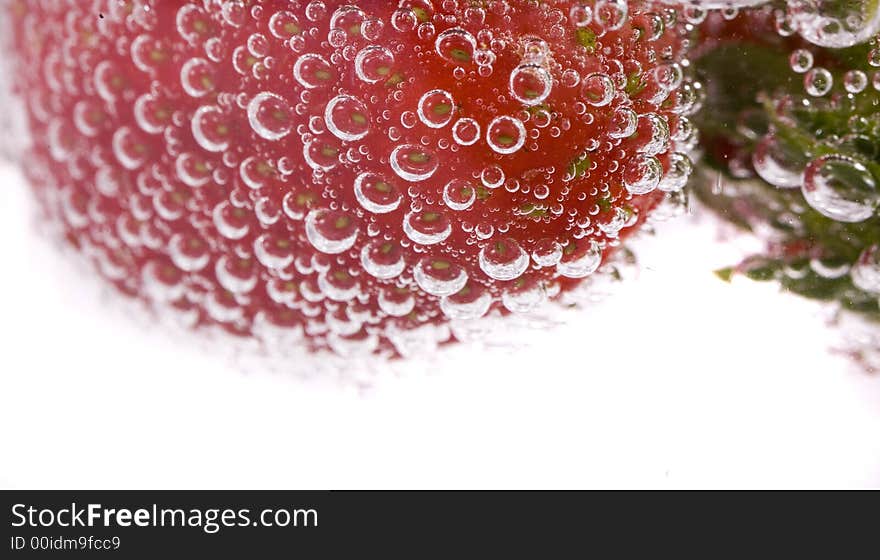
[{"xmin": 1, "ymin": 490, "xmax": 875, "ymax": 556}]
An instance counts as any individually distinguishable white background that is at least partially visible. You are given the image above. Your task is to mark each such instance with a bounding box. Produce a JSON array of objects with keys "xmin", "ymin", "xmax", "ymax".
[{"xmin": 1, "ymin": 163, "xmax": 879, "ymax": 489}]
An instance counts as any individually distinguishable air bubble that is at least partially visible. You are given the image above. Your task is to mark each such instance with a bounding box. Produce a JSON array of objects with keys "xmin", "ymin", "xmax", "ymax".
[
  {"xmin": 561, "ymin": 69, "xmax": 581, "ymax": 88},
  {"xmin": 175, "ymin": 152, "xmax": 212, "ymax": 188},
  {"xmin": 205, "ymin": 291, "xmax": 245, "ymax": 323},
  {"xmin": 570, "ymin": 4, "xmax": 594, "ymax": 26},
  {"xmin": 361, "ymin": 240, "xmax": 406, "ymax": 279},
  {"xmin": 452, "ymin": 118, "xmax": 480, "ymax": 145},
  {"xmin": 361, "ymin": 18, "xmax": 384, "ymax": 41},
  {"xmin": 133, "ymin": 93, "xmax": 170, "ymax": 134},
  {"xmin": 390, "ymin": 144, "xmax": 438, "ymax": 181},
  {"xmin": 247, "ymin": 92, "xmax": 293, "ymax": 141},
  {"xmin": 293, "ymin": 53, "xmax": 335, "ymax": 88},
  {"xmin": 435, "ymin": 28, "xmax": 476, "ymax": 64},
  {"xmin": 180, "ymin": 58, "xmax": 215, "ymax": 97},
  {"xmin": 191, "ymin": 105, "xmax": 230, "ymax": 152},
  {"xmin": 636, "ymin": 113, "xmax": 670, "ymax": 156},
  {"xmin": 220, "ymin": 1, "xmax": 246, "ymax": 27},
  {"xmin": 481, "ymin": 165, "xmax": 505, "ymax": 189},
  {"xmin": 653, "ymin": 62, "xmax": 684, "ymax": 92},
  {"xmin": 582, "ymin": 73, "xmax": 615, "ymax": 106},
  {"xmin": 303, "ymin": 140, "xmax": 340, "ymax": 171},
  {"xmin": 94, "ymin": 61, "xmax": 123, "ymax": 103},
  {"xmin": 391, "ymin": 8, "xmax": 417, "ymax": 32},
  {"xmin": 598, "ymin": 209, "xmax": 627, "ymax": 237},
  {"xmin": 802, "ymin": 154, "xmax": 877, "ymax": 222},
  {"xmin": 95, "ymin": 168, "xmax": 121, "ymax": 196},
  {"xmin": 282, "ymin": 190, "xmax": 317, "ymax": 221},
  {"xmin": 215, "ymin": 256, "xmax": 258, "ymax": 294},
  {"xmin": 239, "ymin": 156, "xmax": 275, "ymax": 189},
  {"xmin": 379, "ymin": 287, "xmax": 416, "ymax": 317},
  {"xmin": 474, "ymin": 48, "xmax": 496, "ymax": 67},
  {"xmin": 268, "ymin": 10, "xmax": 302, "ymax": 39},
  {"xmin": 443, "ymin": 179, "xmax": 477, "ymax": 211},
  {"xmin": 478, "ymin": 239, "xmax": 529, "ymax": 281},
  {"xmin": 354, "ymin": 45, "xmax": 395, "ymax": 83},
  {"xmin": 608, "ymin": 107, "xmax": 637, "ymax": 138},
  {"xmin": 266, "ymin": 278, "xmax": 300, "ymax": 306},
  {"xmin": 74, "ymin": 100, "xmax": 104, "ymax": 137},
  {"xmin": 401, "ymin": 111, "xmax": 418, "ymax": 128},
  {"xmin": 46, "ymin": 120, "xmax": 74, "ymax": 162},
  {"xmin": 532, "ymin": 109, "xmax": 551, "ymax": 128},
  {"xmin": 486, "ymin": 116, "xmax": 526, "ymax": 154},
  {"xmin": 176, "ymin": 4, "xmax": 211, "ymax": 44},
  {"xmin": 475, "ymin": 222, "xmax": 494, "ymax": 240},
  {"xmin": 305, "ymin": 1, "xmax": 328, "ymax": 22},
  {"xmin": 255, "ymin": 197, "xmax": 281, "ymax": 226},
  {"xmin": 112, "ymin": 126, "xmax": 147, "ymax": 170},
  {"xmin": 521, "ymin": 38, "xmax": 550, "ymax": 62},
  {"xmin": 804, "ymin": 67, "xmax": 833, "ymax": 96},
  {"xmin": 440, "ymin": 283, "xmax": 492, "ymax": 320},
  {"xmin": 557, "ymin": 240, "xmax": 602, "ymax": 278},
  {"xmin": 133, "ymin": 35, "xmax": 169, "ymax": 71},
  {"xmin": 353, "ymin": 172, "xmax": 402, "ymax": 213},
  {"xmin": 329, "ymin": 5, "xmax": 366, "ymax": 39},
  {"xmin": 531, "ymin": 239, "xmax": 563, "ymax": 267},
  {"xmin": 142, "ymin": 261, "xmax": 185, "ymax": 303},
  {"xmin": 250, "ymin": 41, "xmax": 271, "ymax": 62},
  {"xmin": 789, "ymin": 49, "xmax": 814, "ymax": 73},
  {"xmin": 304, "ymin": 209, "xmax": 359, "ymax": 254},
  {"xmin": 324, "ymin": 94, "xmax": 370, "ymax": 141},
  {"xmin": 403, "ymin": 210, "xmax": 452, "ymax": 245},
  {"xmin": 509, "ymin": 64, "xmax": 552, "ymax": 106},
  {"xmin": 318, "ymin": 270, "xmax": 360, "ymax": 302},
  {"xmin": 254, "ymin": 233, "xmax": 295, "ymax": 270},
  {"xmin": 417, "ymin": 89, "xmax": 455, "ymax": 128},
  {"xmin": 658, "ymin": 152, "xmax": 693, "ymax": 192},
  {"xmin": 212, "ymin": 201, "xmax": 250, "ymax": 240},
  {"xmin": 595, "ymin": 0, "xmax": 629, "ymax": 31},
  {"xmin": 501, "ymin": 279, "xmax": 546, "ymax": 313},
  {"xmin": 624, "ymin": 154, "xmax": 663, "ymax": 195},
  {"xmin": 844, "ymin": 70, "xmax": 868, "ymax": 93},
  {"xmin": 752, "ymin": 133, "xmax": 807, "ymax": 188},
  {"xmin": 414, "ymin": 258, "xmax": 468, "ymax": 296},
  {"xmin": 232, "ymin": 46, "xmax": 257, "ymax": 75},
  {"xmin": 851, "ymin": 246, "xmax": 880, "ymax": 294}
]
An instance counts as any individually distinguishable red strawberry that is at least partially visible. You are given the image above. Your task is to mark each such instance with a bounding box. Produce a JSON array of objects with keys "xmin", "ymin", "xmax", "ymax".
[{"xmin": 6, "ymin": 0, "xmax": 692, "ymax": 357}]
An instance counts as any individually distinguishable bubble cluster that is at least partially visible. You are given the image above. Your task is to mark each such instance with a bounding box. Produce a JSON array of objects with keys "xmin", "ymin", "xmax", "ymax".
[
  {"xmin": 788, "ymin": 0, "xmax": 880, "ymax": 48},
  {"xmin": 712, "ymin": 3, "xmax": 880, "ymax": 219},
  {"xmin": 692, "ymin": 4, "xmax": 880, "ymax": 343},
  {"xmin": 7, "ymin": 0, "xmax": 693, "ymax": 357}
]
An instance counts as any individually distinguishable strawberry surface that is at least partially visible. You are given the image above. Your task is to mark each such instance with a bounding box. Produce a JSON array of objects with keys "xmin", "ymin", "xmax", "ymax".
[{"xmin": 6, "ymin": 0, "xmax": 692, "ymax": 357}]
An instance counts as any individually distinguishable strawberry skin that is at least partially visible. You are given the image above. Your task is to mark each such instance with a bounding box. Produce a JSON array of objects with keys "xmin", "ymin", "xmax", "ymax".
[{"xmin": 6, "ymin": 0, "xmax": 692, "ymax": 357}]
